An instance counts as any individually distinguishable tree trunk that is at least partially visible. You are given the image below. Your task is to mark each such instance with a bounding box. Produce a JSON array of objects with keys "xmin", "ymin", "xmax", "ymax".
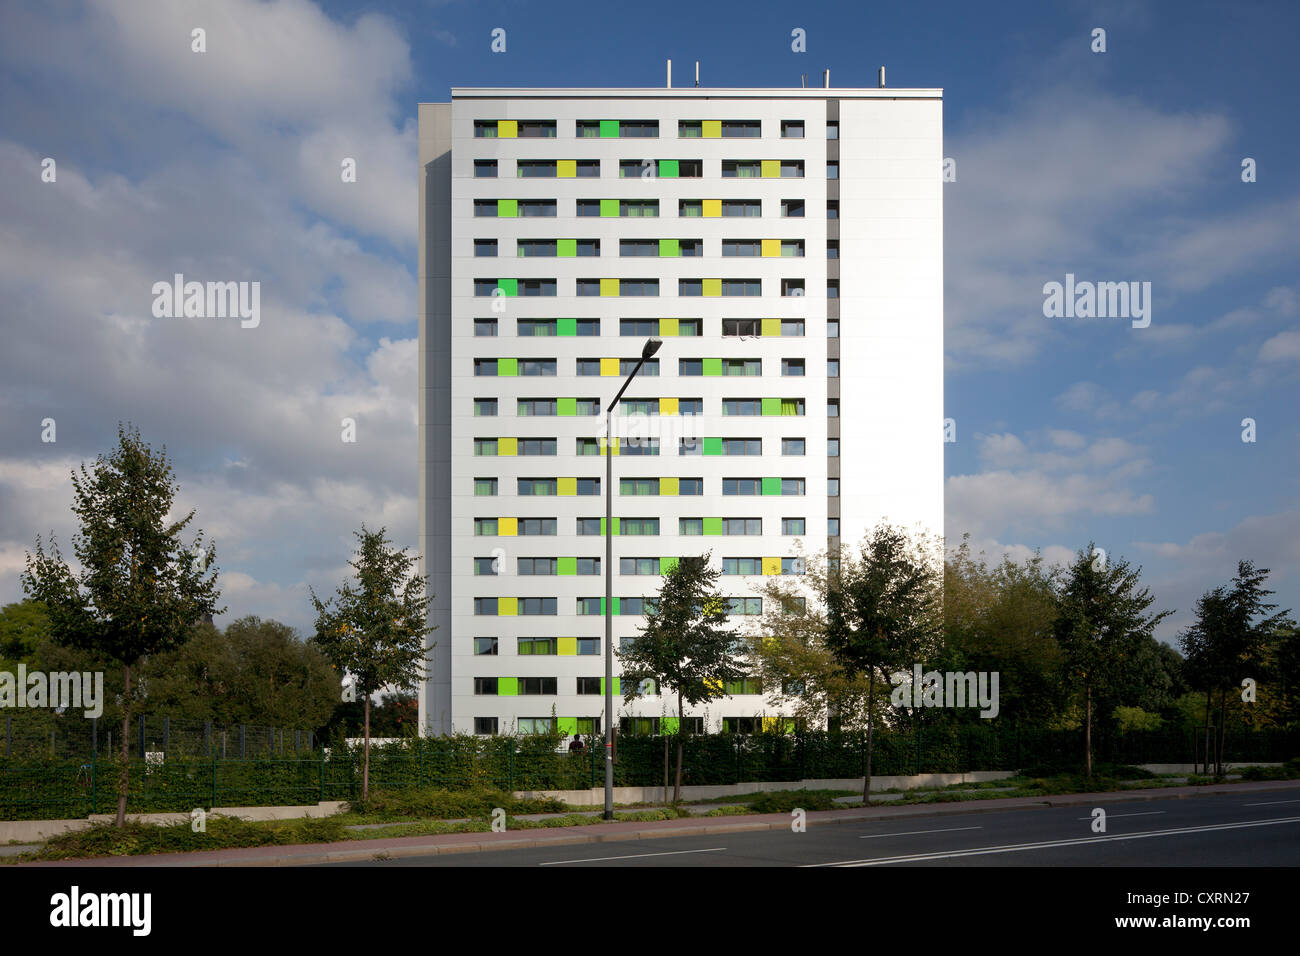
[
  {"xmin": 363, "ymin": 693, "xmax": 371, "ymax": 801},
  {"xmin": 1084, "ymin": 683, "xmax": 1092, "ymax": 778},
  {"xmin": 673, "ymin": 695, "xmax": 684, "ymax": 803},
  {"xmin": 862, "ymin": 670, "xmax": 875, "ymax": 805},
  {"xmin": 116, "ymin": 662, "xmax": 131, "ymax": 827},
  {"xmin": 1202, "ymin": 688, "xmax": 1213, "ymax": 774},
  {"xmin": 1216, "ymin": 687, "xmax": 1228, "ymax": 777}
]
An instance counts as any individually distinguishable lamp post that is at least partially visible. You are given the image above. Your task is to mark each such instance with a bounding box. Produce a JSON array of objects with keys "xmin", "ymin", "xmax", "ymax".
[{"xmin": 604, "ymin": 337, "xmax": 661, "ymax": 820}]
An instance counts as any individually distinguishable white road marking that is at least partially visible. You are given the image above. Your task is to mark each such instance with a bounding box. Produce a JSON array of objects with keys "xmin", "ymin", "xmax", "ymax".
[
  {"xmin": 809, "ymin": 816, "xmax": 1300, "ymax": 867},
  {"xmin": 538, "ymin": 847, "xmax": 726, "ymax": 865},
  {"xmin": 1074, "ymin": 811, "xmax": 1166, "ymax": 819},
  {"xmin": 1243, "ymin": 799, "xmax": 1300, "ymax": 807},
  {"xmin": 859, "ymin": 826, "xmax": 984, "ymax": 839}
]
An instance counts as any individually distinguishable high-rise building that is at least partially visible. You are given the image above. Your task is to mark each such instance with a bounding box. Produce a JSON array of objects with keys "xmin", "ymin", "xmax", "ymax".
[{"xmin": 418, "ymin": 83, "xmax": 942, "ymax": 737}]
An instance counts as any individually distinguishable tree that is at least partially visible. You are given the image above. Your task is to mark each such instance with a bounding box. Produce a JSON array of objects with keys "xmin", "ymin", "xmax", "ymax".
[
  {"xmin": 823, "ymin": 524, "xmax": 944, "ymax": 804},
  {"xmin": 22, "ymin": 424, "xmax": 222, "ymax": 826},
  {"xmin": 1053, "ymin": 544, "xmax": 1169, "ymax": 777},
  {"xmin": 309, "ymin": 526, "xmax": 433, "ymax": 800},
  {"xmin": 0, "ymin": 600, "xmax": 49, "ymax": 671},
  {"xmin": 618, "ymin": 552, "xmax": 749, "ymax": 802}
]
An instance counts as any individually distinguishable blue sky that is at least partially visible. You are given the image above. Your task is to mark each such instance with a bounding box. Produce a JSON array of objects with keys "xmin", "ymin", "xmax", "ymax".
[{"xmin": 0, "ymin": 0, "xmax": 1296, "ymax": 643}]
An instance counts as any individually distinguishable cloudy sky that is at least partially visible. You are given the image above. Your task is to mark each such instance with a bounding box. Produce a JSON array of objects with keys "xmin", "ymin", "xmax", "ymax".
[{"xmin": 0, "ymin": 0, "xmax": 1295, "ymax": 644}]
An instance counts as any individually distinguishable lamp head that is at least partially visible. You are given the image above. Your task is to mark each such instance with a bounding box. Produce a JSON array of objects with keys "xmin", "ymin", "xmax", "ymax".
[{"xmin": 643, "ymin": 339, "xmax": 662, "ymax": 359}]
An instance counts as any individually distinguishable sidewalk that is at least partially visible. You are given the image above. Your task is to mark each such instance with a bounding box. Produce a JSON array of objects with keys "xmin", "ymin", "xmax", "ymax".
[{"xmin": 16, "ymin": 779, "xmax": 1298, "ymax": 867}]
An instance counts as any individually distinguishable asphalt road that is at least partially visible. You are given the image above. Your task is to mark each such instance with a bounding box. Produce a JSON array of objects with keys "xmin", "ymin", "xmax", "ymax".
[{"xmin": 333, "ymin": 785, "xmax": 1300, "ymax": 867}]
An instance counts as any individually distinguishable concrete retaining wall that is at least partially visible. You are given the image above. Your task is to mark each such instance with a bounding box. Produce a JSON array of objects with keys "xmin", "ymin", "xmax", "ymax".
[{"xmin": 0, "ymin": 802, "xmax": 347, "ymax": 844}]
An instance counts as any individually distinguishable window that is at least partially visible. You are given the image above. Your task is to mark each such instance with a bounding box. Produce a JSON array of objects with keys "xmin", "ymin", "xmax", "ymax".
[
  {"xmin": 781, "ymin": 279, "xmax": 805, "ymax": 297},
  {"xmin": 622, "ymin": 199, "xmax": 659, "ymax": 217},
  {"xmin": 781, "ymin": 199, "xmax": 805, "ymax": 218},
  {"xmin": 721, "ymin": 200, "xmax": 761, "ymax": 217},
  {"xmin": 621, "ymin": 557, "xmax": 661, "ymax": 575},
  {"xmin": 517, "ymin": 399, "xmax": 557, "ymax": 416},
  {"xmin": 575, "ymin": 159, "xmax": 600, "ymax": 177},
  {"xmin": 474, "ymin": 598, "xmax": 498, "ymax": 616},
  {"xmin": 782, "ymin": 478, "xmax": 806, "ymax": 496},
  {"xmin": 620, "ymin": 318, "xmax": 659, "ymax": 336},
  {"xmin": 726, "ymin": 597, "xmax": 763, "ymax": 616},
  {"xmin": 723, "ymin": 477, "xmax": 762, "ymax": 496},
  {"xmin": 827, "ymin": 280, "xmax": 839, "ymax": 299},
  {"xmin": 474, "ymin": 239, "xmax": 498, "ymax": 257},
  {"xmin": 724, "ymin": 358, "xmax": 762, "ymax": 375},
  {"xmin": 721, "ymin": 120, "xmax": 761, "ymax": 137},
  {"xmin": 679, "ymin": 358, "xmax": 702, "ymax": 376},
  {"xmin": 516, "ymin": 438, "xmax": 557, "ymax": 456},
  {"xmin": 722, "ymin": 557, "xmax": 762, "ymax": 575},
  {"xmin": 517, "ymin": 518, "xmax": 558, "ymax": 536},
  {"xmin": 518, "ymin": 677, "xmax": 558, "ymax": 694},
  {"xmin": 781, "ymin": 240, "xmax": 805, "ymax": 257},
  {"xmin": 679, "ymin": 437, "xmax": 701, "ymax": 455},
  {"xmin": 518, "ymin": 637, "xmax": 556, "ymax": 655},
  {"xmin": 826, "ymin": 162, "xmax": 839, "ymax": 180},
  {"xmin": 828, "ymin": 400, "xmax": 839, "ymax": 417},
  {"xmin": 577, "ymin": 597, "xmax": 602, "ymax": 615},
  {"xmin": 517, "ymin": 717, "xmax": 554, "ymax": 733},
  {"xmin": 576, "ymin": 518, "xmax": 603, "ymax": 536},
  {"xmin": 826, "ymin": 121, "xmax": 839, "ymax": 140},
  {"xmin": 722, "ymin": 399, "xmax": 762, "ymax": 416},
  {"xmin": 826, "ymin": 438, "xmax": 839, "ymax": 457},
  {"xmin": 781, "ymin": 120, "xmax": 804, "ymax": 138},
  {"xmin": 620, "ymin": 357, "xmax": 659, "ymax": 376},
  {"xmin": 679, "ymin": 240, "xmax": 703, "ymax": 257},
  {"xmin": 474, "ymin": 398, "xmax": 498, "ymax": 417},
  {"xmin": 577, "ymin": 677, "xmax": 602, "ymax": 695},
  {"xmin": 474, "ymin": 159, "xmax": 498, "ymax": 177},
  {"xmin": 519, "ymin": 358, "xmax": 557, "ymax": 376},
  {"xmin": 474, "ymin": 438, "xmax": 498, "ymax": 456},
  {"xmin": 517, "ymin": 319, "xmax": 557, "ymax": 336},
  {"xmin": 782, "ymin": 517, "xmax": 805, "ymax": 535},
  {"xmin": 678, "ymin": 398, "xmax": 704, "ymax": 415},
  {"xmin": 622, "ymin": 120, "xmax": 659, "ymax": 137},
  {"xmin": 722, "ymin": 240, "xmax": 762, "ymax": 257},
  {"xmin": 516, "ymin": 160, "xmax": 556, "ymax": 178},
  {"xmin": 828, "ymin": 518, "xmax": 840, "ymax": 536},
  {"xmin": 574, "ymin": 320, "xmax": 600, "ymax": 337},
  {"xmin": 517, "ymin": 121, "xmax": 557, "ymax": 138},
  {"xmin": 576, "ymin": 200, "xmax": 601, "ymax": 217},
  {"xmin": 680, "ymin": 518, "xmax": 703, "ymax": 535},
  {"xmin": 575, "ymin": 478, "xmax": 600, "ymax": 495},
  {"xmin": 781, "ymin": 319, "xmax": 805, "ymax": 336},
  {"xmin": 577, "ymin": 639, "xmax": 600, "ymax": 656},
  {"xmin": 473, "ymin": 120, "xmax": 498, "ymax": 138},
  {"xmin": 721, "ymin": 438, "xmax": 762, "ymax": 456},
  {"xmin": 723, "ymin": 318, "xmax": 761, "ymax": 336},
  {"xmin": 575, "ymin": 558, "xmax": 600, "ymax": 575},
  {"xmin": 782, "ymin": 358, "xmax": 805, "ymax": 377},
  {"xmin": 827, "ymin": 320, "xmax": 839, "ymax": 338},
  {"xmin": 474, "ymin": 477, "xmax": 498, "ymax": 496},
  {"xmin": 576, "ymin": 438, "xmax": 601, "ymax": 456},
  {"xmin": 518, "ymin": 598, "xmax": 558, "ymax": 616},
  {"xmin": 576, "ymin": 358, "xmax": 601, "ymax": 376},
  {"xmin": 474, "ymin": 678, "xmax": 498, "ymax": 695},
  {"xmin": 474, "ymin": 358, "xmax": 500, "ymax": 377},
  {"xmin": 620, "ymin": 477, "xmax": 660, "ymax": 496},
  {"xmin": 722, "ymin": 160, "xmax": 762, "ymax": 178},
  {"xmin": 678, "ymin": 120, "xmax": 702, "ymax": 138},
  {"xmin": 473, "ymin": 200, "xmax": 498, "ymax": 218},
  {"xmin": 517, "ymin": 477, "xmax": 558, "ymax": 495},
  {"xmin": 780, "ymin": 160, "xmax": 805, "ymax": 178},
  {"xmin": 473, "ymin": 518, "xmax": 498, "ymax": 536},
  {"xmin": 474, "ymin": 638, "xmax": 498, "ymax": 656},
  {"xmin": 621, "ymin": 597, "xmax": 658, "ymax": 615},
  {"xmin": 474, "ymin": 556, "xmax": 499, "ymax": 576},
  {"xmin": 678, "ymin": 199, "xmax": 702, "ymax": 217},
  {"xmin": 620, "ymin": 239, "xmax": 658, "ymax": 257},
  {"xmin": 827, "ymin": 200, "xmax": 839, "ymax": 219},
  {"xmin": 782, "ymin": 438, "xmax": 805, "ymax": 456},
  {"xmin": 679, "ymin": 280, "xmax": 702, "ymax": 297},
  {"xmin": 620, "ymin": 398, "xmax": 659, "ymax": 415},
  {"xmin": 474, "ymin": 717, "xmax": 498, "ymax": 735},
  {"xmin": 516, "ymin": 240, "xmax": 557, "ymax": 258},
  {"xmin": 473, "ymin": 318, "xmax": 498, "ymax": 338},
  {"xmin": 828, "ymin": 360, "xmax": 839, "ymax": 377},
  {"xmin": 619, "ymin": 159, "xmax": 656, "ymax": 178},
  {"xmin": 621, "ymin": 518, "xmax": 660, "ymax": 536},
  {"xmin": 828, "ymin": 478, "xmax": 840, "ymax": 496},
  {"xmin": 827, "ymin": 240, "xmax": 839, "ymax": 259},
  {"xmin": 519, "ymin": 200, "xmax": 557, "ymax": 218},
  {"xmin": 679, "ymin": 477, "xmax": 703, "ymax": 495},
  {"xmin": 723, "ymin": 518, "xmax": 763, "ymax": 535}
]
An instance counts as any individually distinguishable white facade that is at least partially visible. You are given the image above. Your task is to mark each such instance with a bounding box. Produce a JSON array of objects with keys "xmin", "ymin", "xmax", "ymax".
[{"xmin": 418, "ymin": 87, "xmax": 943, "ymax": 738}]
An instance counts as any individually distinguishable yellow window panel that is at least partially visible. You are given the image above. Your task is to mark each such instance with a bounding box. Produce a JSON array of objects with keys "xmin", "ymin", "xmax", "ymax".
[
  {"xmin": 702, "ymin": 199, "xmax": 721, "ymax": 218},
  {"xmin": 498, "ymin": 437, "xmax": 517, "ymax": 456},
  {"xmin": 660, "ymin": 317, "xmax": 679, "ymax": 337},
  {"xmin": 557, "ymin": 159, "xmax": 576, "ymax": 178},
  {"xmin": 762, "ymin": 556, "xmax": 782, "ymax": 576},
  {"xmin": 557, "ymin": 637, "xmax": 577, "ymax": 656},
  {"xmin": 761, "ymin": 239, "xmax": 781, "ymax": 258},
  {"xmin": 660, "ymin": 397, "xmax": 679, "ymax": 416},
  {"xmin": 497, "ymin": 120, "xmax": 518, "ymax": 139},
  {"xmin": 600, "ymin": 436, "xmax": 619, "ymax": 456},
  {"xmin": 599, "ymin": 278, "xmax": 620, "ymax": 297},
  {"xmin": 498, "ymin": 517, "xmax": 518, "ymax": 537},
  {"xmin": 762, "ymin": 716, "xmax": 779, "ymax": 732},
  {"xmin": 600, "ymin": 357, "xmax": 620, "ymax": 377},
  {"xmin": 702, "ymin": 278, "xmax": 722, "ymax": 297},
  {"xmin": 760, "ymin": 159, "xmax": 780, "ymax": 178},
  {"xmin": 498, "ymin": 596, "xmax": 518, "ymax": 616},
  {"xmin": 761, "ymin": 318, "xmax": 781, "ymax": 337},
  {"xmin": 660, "ymin": 477, "xmax": 679, "ymax": 496},
  {"xmin": 702, "ymin": 120, "xmax": 722, "ymax": 138},
  {"xmin": 558, "ymin": 477, "xmax": 577, "ymax": 496}
]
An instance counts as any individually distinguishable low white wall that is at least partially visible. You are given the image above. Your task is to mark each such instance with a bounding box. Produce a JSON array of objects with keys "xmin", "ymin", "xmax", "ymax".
[{"xmin": 0, "ymin": 802, "xmax": 347, "ymax": 844}]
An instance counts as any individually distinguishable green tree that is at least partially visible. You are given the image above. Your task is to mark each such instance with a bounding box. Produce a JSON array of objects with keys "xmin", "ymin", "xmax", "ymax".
[
  {"xmin": 618, "ymin": 552, "xmax": 748, "ymax": 801},
  {"xmin": 22, "ymin": 424, "xmax": 222, "ymax": 825},
  {"xmin": 824, "ymin": 524, "xmax": 944, "ymax": 804},
  {"xmin": 0, "ymin": 600, "xmax": 49, "ymax": 671},
  {"xmin": 310, "ymin": 526, "xmax": 433, "ymax": 800},
  {"xmin": 1053, "ymin": 544, "xmax": 1169, "ymax": 777}
]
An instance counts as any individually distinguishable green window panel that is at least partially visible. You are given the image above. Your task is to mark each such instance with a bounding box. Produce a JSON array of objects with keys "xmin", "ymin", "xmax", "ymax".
[
  {"xmin": 557, "ymin": 556, "xmax": 577, "ymax": 575},
  {"xmin": 702, "ymin": 436, "xmax": 723, "ymax": 456},
  {"xmin": 600, "ymin": 198, "xmax": 619, "ymax": 217},
  {"xmin": 598, "ymin": 597, "xmax": 621, "ymax": 616},
  {"xmin": 557, "ymin": 396, "xmax": 577, "ymax": 416},
  {"xmin": 703, "ymin": 517, "xmax": 723, "ymax": 536},
  {"xmin": 600, "ymin": 517, "xmax": 621, "ymax": 536},
  {"xmin": 557, "ymin": 318, "xmax": 577, "ymax": 337},
  {"xmin": 498, "ymin": 278, "xmax": 518, "ymax": 297},
  {"xmin": 658, "ymin": 159, "xmax": 679, "ymax": 178},
  {"xmin": 761, "ymin": 477, "xmax": 782, "ymax": 496},
  {"xmin": 497, "ymin": 357, "xmax": 518, "ymax": 377},
  {"xmin": 660, "ymin": 556, "xmax": 680, "ymax": 574},
  {"xmin": 761, "ymin": 397, "xmax": 781, "ymax": 416},
  {"xmin": 557, "ymin": 238, "xmax": 577, "ymax": 257},
  {"xmin": 661, "ymin": 716, "xmax": 680, "ymax": 734},
  {"xmin": 557, "ymin": 717, "xmax": 579, "ymax": 735},
  {"xmin": 599, "ymin": 120, "xmax": 619, "ymax": 138},
  {"xmin": 599, "ymin": 678, "xmax": 622, "ymax": 695},
  {"xmin": 499, "ymin": 677, "xmax": 518, "ymax": 697},
  {"xmin": 659, "ymin": 238, "xmax": 680, "ymax": 257},
  {"xmin": 702, "ymin": 357, "xmax": 723, "ymax": 376},
  {"xmin": 497, "ymin": 199, "xmax": 518, "ymax": 218}
]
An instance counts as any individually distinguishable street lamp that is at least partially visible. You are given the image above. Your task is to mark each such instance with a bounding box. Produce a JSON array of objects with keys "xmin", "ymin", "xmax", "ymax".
[{"xmin": 603, "ymin": 337, "xmax": 661, "ymax": 819}]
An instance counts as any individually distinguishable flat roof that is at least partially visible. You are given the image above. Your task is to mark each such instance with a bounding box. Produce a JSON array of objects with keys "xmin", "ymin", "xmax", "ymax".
[{"xmin": 435, "ymin": 87, "xmax": 941, "ymax": 101}]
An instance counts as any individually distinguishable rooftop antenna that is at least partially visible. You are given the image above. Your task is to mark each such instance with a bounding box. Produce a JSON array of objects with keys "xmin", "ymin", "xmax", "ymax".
[
  {"xmin": 801, "ymin": 73, "xmax": 807, "ymax": 88},
  {"xmin": 822, "ymin": 69, "xmax": 830, "ymax": 89},
  {"xmin": 695, "ymin": 61, "xmax": 699, "ymax": 87},
  {"xmin": 878, "ymin": 65, "xmax": 886, "ymax": 88},
  {"xmin": 666, "ymin": 59, "xmax": 672, "ymax": 88}
]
